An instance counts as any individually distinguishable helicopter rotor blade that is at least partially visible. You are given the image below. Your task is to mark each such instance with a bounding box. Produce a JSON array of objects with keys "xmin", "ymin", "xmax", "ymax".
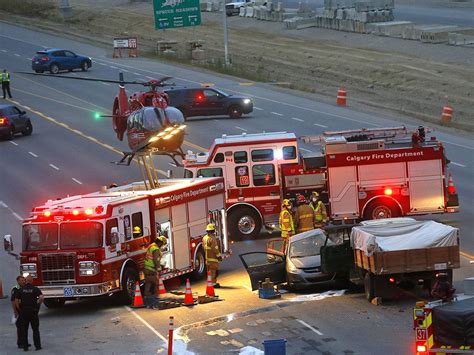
[{"xmin": 15, "ymin": 71, "xmax": 147, "ymax": 86}]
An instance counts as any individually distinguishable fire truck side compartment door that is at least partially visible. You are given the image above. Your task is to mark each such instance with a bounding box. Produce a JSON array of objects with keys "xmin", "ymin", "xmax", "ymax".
[
  {"xmin": 171, "ymin": 203, "xmax": 191, "ymax": 270},
  {"xmin": 155, "ymin": 208, "xmax": 173, "ymax": 270},
  {"xmin": 239, "ymin": 252, "xmax": 286, "ymax": 291},
  {"xmin": 408, "ymin": 160, "xmax": 444, "ymax": 212},
  {"xmin": 328, "ymin": 166, "xmax": 359, "ymax": 218}
]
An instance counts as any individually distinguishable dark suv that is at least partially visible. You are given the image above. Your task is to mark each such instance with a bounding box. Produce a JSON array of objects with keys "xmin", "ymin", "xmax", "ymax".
[
  {"xmin": 164, "ymin": 87, "xmax": 253, "ymax": 120},
  {"xmin": 32, "ymin": 49, "xmax": 92, "ymax": 74},
  {"xmin": 0, "ymin": 104, "xmax": 33, "ymax": 140}
]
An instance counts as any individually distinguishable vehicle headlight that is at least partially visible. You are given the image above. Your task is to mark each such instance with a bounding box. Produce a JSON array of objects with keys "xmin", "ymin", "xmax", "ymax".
[
  {"xmin": 243, "ymin": 99, "xmax": 252, "ymax": 105},
  {"xmin": 21, "ymin": 263, "xmax": 37, "ymax": 278},
  {"xmin": 79, "ymin": 261, "xmax": 100, "ymax": 276},
  {"xmin": 287, "ymin": 258, "xmax": 298, "ymax": 273}
]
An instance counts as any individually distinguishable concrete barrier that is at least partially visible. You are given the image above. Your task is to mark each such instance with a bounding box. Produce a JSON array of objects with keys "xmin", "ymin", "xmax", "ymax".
[
  {"xmin": 366, "ymin": 21, "xmax": 414, "ymax": 37},
  {"xmin": 448, "ymin": 29, "xmax": 474, "ymax": 46},
  {"xmin": 239, "ymin": 6, "xmax": 246, "ymax": 16},
  {"xmin": 246, "ymin": 6, "xmax": 254, "ymax": 17},
  {"xmin": 420, "ymin": 25, "xmax": 460, "ymax": 43}
]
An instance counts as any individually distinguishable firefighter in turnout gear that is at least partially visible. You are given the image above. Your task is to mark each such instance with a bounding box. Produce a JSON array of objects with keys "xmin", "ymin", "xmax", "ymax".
[
  {"xmin": 295, "ymin": 194, "xmax": 315, "ymax": 234},
  {"xmin": 143, "ymin": 236, "xmax": 166, "ymax": 309},
  {"xmin": 279, "ymin": 199, "xmax": 295, "ymax": 240},
  {"xmin": 309, "ymin": 192, "xmax": 328, "ymax": 228},
  {"xmin": 203, "ymin": 223, "xmax": 222, "ymax": 288}
]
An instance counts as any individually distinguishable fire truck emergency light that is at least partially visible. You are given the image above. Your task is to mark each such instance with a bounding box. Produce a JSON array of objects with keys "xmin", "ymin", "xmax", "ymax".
[
  {"xmin": 416, "ymin": 345, "xmax": 427, "ymax": 352},
  {"xmin": 384, "ymin": 188, "xmax": 393, "ymax": 196}
]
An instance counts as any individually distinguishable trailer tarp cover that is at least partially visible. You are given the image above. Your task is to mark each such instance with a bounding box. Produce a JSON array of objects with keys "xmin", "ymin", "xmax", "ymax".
[
  {"xmin": 351, "ymin": 219, "xmax": 458, "ymax": 256},
  {"xmin": 432, "ymin": 297, "xmax": 474, "ymax": 346}
]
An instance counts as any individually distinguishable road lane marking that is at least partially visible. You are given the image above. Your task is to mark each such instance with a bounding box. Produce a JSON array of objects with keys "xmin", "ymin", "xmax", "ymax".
[
  {"xmin": 299, "ymin": 147, "xmax": 312, "ymax": 153},
  {"xmin": 1, "ymin": 49, "xmax": 7, "ymax": 53},
  {"xmin": 133, "ymin": 72, "xmax": 141, "ymax": 76},
  {"xmin": 28, "ymin": 151, "xmax": 38, "ymax": 158},
  {"xmin": 296, "ymin": 319, "xmax": 323, "ymax": 336},
  {"xmin": 72, "ymin": 178, "xmax": 83, "ymax": 185},
  {"xmin": 461, "ymin": 251, "xmax": 474, "ymax": 261},
  {"xmin": 291, "ymin": 117, "xmax": 304, "ymax": 122},
  {"xmin": 110, "ymin": 66, "xmax": 118, "ymax": 69},
  {"xmin": 9, "ymin": 141, "xmax": 18, "ymax": 146},
  {"xmin": 121, "ymin": 69, "xmax": 129, "ymax": 73},
  {"xmin": 0, "ymin": 201, "xmax": 7, "ymax": 208},
  {"xmin": 49, "ymin": 164, "xmax": 60, "ymax": 171},
  {"xmin": 124, "ymin": 306, "xmax": 167, "ymax": 342},
  {"xmin": 97, "ymin": 62, "xmax": 106, "ymax": 66},
  {"xmin": 235, "ymin": 126, "xmax": 248, "ymax": 132},
  {"xmin": 101, "ymin": 82, "xmax": 110, "ymax": 86},
  {"xmin": 12, "ymin": 213, "xmax": 23, "ymax": 221},
  {"xmin": 0, "ymin": 201, "xmax": 24, "ymax": 220},
  {"xmin": 444, "ymin": 140, "xmax": 474, "ymax": 151},
  {"xmin": 451, "ymin": 162, "xmax": 466, "ymax": 168},
  {"xmin": 254, "ymin": 107, "xmax": 263, "ymax": 111},
  {"xmin": 314, "ymin": 123, "xmax": 328, "ymax": 128},
  {"xmin": 271, "ymin": 112, "xmax": 283, "ymax": 116},
  {"xmin": 14, "ymin": 53, "xmax": 20, "ymax": 57}
]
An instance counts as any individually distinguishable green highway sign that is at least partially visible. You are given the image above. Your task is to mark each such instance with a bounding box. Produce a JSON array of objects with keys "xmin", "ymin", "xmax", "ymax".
[{"xmin": 153, "ymin": 0, "xmax": 202, "ymax": 30}]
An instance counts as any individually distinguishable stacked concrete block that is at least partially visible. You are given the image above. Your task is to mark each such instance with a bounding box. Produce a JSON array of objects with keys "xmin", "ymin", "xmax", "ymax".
[
  {"xmin": 419, "ymin": 25, "xmax": 461, "ymax": 43},
  {"xmin": 365, "ymin": 21, "xmax": 414, "ymax": 37},
  {"xmin": 246, "ymin": 6, "xmax": 254, "ymax": 17},
  {"xmin": 239, "ymin": 6, "xmax": 246, "ymax": 16},
  {"xmin": 448, "ymin": 29, "xmax": 474, "ymax": 46},
  {"xmin": 200, "ymin": 0, "xmax": 220, "ymax": 12}
]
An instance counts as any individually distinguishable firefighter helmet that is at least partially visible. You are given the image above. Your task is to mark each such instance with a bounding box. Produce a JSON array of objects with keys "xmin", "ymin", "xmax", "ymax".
[
  {"xmin": 157, "ymin": 235, "xmax": 167, "ymax": 245},
  {"xmin": 133, "ymin": 226, "xmax": 142, "ymax": 235},
  {"xmin": 297, "ymin": 194, "xmax": 306, "ymax": 203},
  {"xmin": 311, "ymin": 191, "xmax": 319, "ymax": 198},
  {"xmin": 206, "ymin": 223, "xmax": 216, "ymax": 232},
  {"xmin": 282, "ymin": 199, "xmax": 291, "ymax": 207}
]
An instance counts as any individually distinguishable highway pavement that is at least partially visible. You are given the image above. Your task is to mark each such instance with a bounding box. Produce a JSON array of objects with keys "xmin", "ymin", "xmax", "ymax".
[{"xmin": 0, "ymin": 21, "xmax": 473, "ymax": 354}]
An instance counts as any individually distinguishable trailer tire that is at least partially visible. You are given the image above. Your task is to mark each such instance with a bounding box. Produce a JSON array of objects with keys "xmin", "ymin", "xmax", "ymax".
[
  {"xmin": 228, "ymin": 207, "xmax": 262, "ymax": 240},
  {"xmin": 364, "ymin": 199, "xmax": 401, "ymax": 220},
  {"xmin": 364, "ymin": 272, "xmax": 375, "ymax": 302},
  {"xmin": 191, "ymin": 248, "xmax": 207, "ymax": 281},
  {"xmin": 43, "ymin": 298, "xmax": 66, "ymax": 308},
  {"xmin": 120, "ymin": 266, "xmax": 139, "ymax": 305}
]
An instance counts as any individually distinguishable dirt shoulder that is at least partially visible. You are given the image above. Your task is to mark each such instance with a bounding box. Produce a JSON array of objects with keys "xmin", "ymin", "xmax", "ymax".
[{"xmin": 2, "ymin": 0, "xmax": 473, "ymax": 131}]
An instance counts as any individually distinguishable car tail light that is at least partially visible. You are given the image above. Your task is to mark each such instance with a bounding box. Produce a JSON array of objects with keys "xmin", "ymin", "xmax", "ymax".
[
  {"xmin": 0, "ymin": 117, "xmax": 9, "ymax": 125},
  {"xmin": 41, "ymin": 57, "xmax": 49, "ymax": 61},
  {"xmin": 389, "ymin": 277, "xmax": 395, "ymax": 283}
]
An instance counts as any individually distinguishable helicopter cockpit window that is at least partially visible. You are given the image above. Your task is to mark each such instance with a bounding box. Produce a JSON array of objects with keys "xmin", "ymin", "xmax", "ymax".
[{"xmin": 143, "ymin": 108, "xmax": 163, "ymax": 131}]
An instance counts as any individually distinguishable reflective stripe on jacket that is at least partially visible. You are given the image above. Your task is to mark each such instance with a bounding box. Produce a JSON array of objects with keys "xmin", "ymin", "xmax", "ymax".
[
  {"xmin": 279, "ymin": 208, "xmax": 294, "ymax": 238},
  {"xmin": 1, "ymin": 73, "xmax": 10, "ymax": 82},
  {"xmin": 295, "ymin": 204, "xmax": 315, "ymax": 233},
  {"xmin": 310, "ymin": 201, "xmax": 327, "ymax": 223},
  {"xmin": 203, "ymin": 234, "xmax": 221, "ymax": 264},
  {"xmin": 144, "ymin": 243, "xmax": 162, "ymax": 272}
]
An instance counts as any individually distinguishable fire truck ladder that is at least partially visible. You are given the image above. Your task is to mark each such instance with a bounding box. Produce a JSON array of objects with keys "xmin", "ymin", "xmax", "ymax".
[{"xmin": 301, "ymin": 126, "xmax": 410, "ymax": 144}]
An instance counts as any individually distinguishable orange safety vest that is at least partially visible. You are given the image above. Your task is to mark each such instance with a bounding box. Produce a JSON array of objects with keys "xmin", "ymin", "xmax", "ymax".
[{"xmin": 279, "ymin": 208, "xmax": 294, "ymax": 238}]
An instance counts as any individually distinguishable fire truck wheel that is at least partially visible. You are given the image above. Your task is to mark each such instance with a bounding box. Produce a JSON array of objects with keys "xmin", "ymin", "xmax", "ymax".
[
  {"xmin": 364, "ymin": 272, "xmax": 375, "ymax": 302},
  {"xmin": 228, "ymin": 208, "xmax": 262, "ymax": 240},
  {"xmin": 120, "ymin": 266, "xmax": 139, "ymax": 304},
  {"xmin": 191, "ymin": 248, "xmax": 206, "ymax": 280},
  {"xmin": 364, "ymin": 200, "xmax": 401, "ymax": 220},
  {"xmin": 43, "ymin": 298, "xmax": 66, "ymax": 308}
]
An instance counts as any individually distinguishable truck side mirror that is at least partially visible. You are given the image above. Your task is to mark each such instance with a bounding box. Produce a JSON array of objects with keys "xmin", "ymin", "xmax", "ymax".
[
  {"xmin": 110, "ymin": 227, "xmax": 119, "ymax": 244},
  {"xmin": 4, "ymin": 234, "xmax": 14, "ymax": 252}
]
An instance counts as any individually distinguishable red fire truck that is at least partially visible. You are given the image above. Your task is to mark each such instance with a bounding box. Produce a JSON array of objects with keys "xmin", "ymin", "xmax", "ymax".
[
  {"xmin": 183, "ymin": 126, "xmax": 459, "ymax": 240},
  {"xmin": 4, "ymin": 178, "xmax": 229, "ymax": 307}
]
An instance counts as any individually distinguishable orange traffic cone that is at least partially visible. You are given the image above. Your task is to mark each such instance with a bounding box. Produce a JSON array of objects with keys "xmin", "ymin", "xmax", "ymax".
[
  {"xmin": 158, "ymin": 277, "xmax": 167, "ymax": 295},
  {"xmin": 336, "ymin": 88, "xmax": 347, "ymax": 106},
  {"xmin": 447, "ymin": 173, "xmax": 457, "ymax": 194},
  {"xmin": 132, "ymin": 281, "xmax": 145, "ymax": 308},
  {"xmin": 441, "ymin": 105, "xmax": 453, "ymax": 124},
  {"xmin": 206, "ymin": 271, "xmax": 215, "ymax": 297},
  {"xmin": 183, "ymin": 279, "xmax": 195, "ymax": 306}
]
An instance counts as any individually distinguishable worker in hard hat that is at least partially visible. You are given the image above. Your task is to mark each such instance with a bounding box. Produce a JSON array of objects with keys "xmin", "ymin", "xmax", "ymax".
[
  {"xmin": 143, "ymin": 236, "xmax": 167, "ymax": 309},
  {"xmin": 279, "ymin": 199, "xmax": 295, "ymax": 243},
  {"xmin": 294, "ymin": 194, "xmax": 315, "ymax": 234},
  {"xmin": 203, "ymin": 223, "xmax": 223, "ymax": 288},
  {"xmin": 309, "ymin": 192, "xmax": 328, "ymax": 228}
]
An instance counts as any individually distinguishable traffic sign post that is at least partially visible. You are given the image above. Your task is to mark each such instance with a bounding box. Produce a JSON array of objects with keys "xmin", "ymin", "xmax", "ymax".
[{"xmin": 153, "ymin": 0, "xmax": 202, "ymax": 30}]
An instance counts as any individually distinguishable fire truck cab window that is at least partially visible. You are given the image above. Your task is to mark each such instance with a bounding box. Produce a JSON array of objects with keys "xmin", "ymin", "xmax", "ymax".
[
  {"xmin": 60, "ymin": 222, "xmax": 103, "ymax": 249},
  {"xmin": 283, "ymin": 146, "xmax": 297, "ymax": 160},
  {"xmin": 234, "ymin": 151, "xmax": 248, "ymax": 164},
  {"xmin": 197, "ymin": 168, "xmax": 223, "ymax": 177},
  {"xmin": 251, "ymin": 149, "xmax": 274, "ymax": 162},
  {"xmin": 23, "ymin": 224, "xmax": 58, "ymax": 251},
  {"xmin": 213, "ymin": 153, "xmax": 224, "ymax": 163},
  {"xmin": 132, "ymin": 212, "xmax": 144, "ymax": 238},
  {"xmin": 105, "ymin": 219, "xmax": 118, "ymax": 246},
  {"xmin": 184, "ymin": 169, "xmax": 193, "ymax": 178},
  {"xmin": 252, "ymin": 164, "xmax": 276, "ymax": 186},
  {"xmin": 235, "ymin": 166, "xmax": 250, "ymax": 187}
]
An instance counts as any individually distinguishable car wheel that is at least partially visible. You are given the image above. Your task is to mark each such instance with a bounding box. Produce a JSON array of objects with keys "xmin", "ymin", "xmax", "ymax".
[
  {"xmin": 228, "ymin": 105, "xmax": 243, "ymax": 119},
  {"xmin": 22, "ymin": 121, "xmax": 33, "ymax": 136},
  {"xmin": 34, "ymin": 70, "xmax": 44, "ymax": 73},
  {"xmin": 6, "ymin": 126, "xmax": 14, "ymax": 140},
  {"xmin": 50, "ymin": 63, "xmax": 60, "ymax": 74},
  {"xmin": 81, "ymin": 61, "xmax": 89, "ymax": 72}
]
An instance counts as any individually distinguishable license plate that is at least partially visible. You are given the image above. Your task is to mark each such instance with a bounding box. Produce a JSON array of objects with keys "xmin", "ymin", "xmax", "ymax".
[
  {"xmin": 63, "ymin": 287, "xmax": 73, "ymax": 297},
  {"xmin": 34, "ymin": 61, "xmax": 39, "ymax": 64},
  {"xmin": 434, "ymin": 263, "xmax": 447, "ymax": 270}
]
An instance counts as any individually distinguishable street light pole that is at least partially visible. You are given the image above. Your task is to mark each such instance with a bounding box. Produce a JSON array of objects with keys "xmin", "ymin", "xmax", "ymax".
[{"xmin": 222, "ymin": 0, "xmax": 230, "ymax": 66}]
